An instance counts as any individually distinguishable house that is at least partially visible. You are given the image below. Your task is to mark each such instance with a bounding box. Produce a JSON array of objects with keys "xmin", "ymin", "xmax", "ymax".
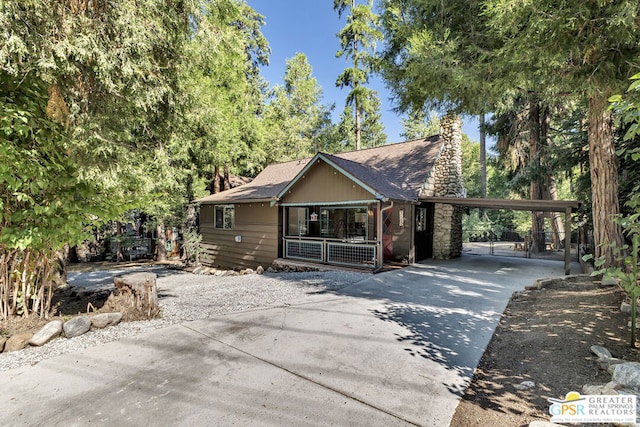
[{"xmin": 195, "ymin": 115, "xmax": 466, "ymax": 270}]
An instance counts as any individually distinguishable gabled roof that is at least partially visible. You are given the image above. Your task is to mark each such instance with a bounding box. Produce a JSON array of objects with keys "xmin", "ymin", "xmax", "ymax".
[
  {"xmin": 195, "ymin": 158, "xmax": 311, "ymax": 203},
  {"xmin": 195, "ymin": 135, "xmax": 444, "ymax": 204}
]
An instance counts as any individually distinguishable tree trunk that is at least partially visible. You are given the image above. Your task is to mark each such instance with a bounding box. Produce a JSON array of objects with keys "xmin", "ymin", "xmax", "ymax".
[
  {"xmin": 223, "ymin": 164, "xmax": 230, "ymax": 191},
  {"xmin": 541, "ymin": 106, "xmax": 565, "ymax": 249},
  {"xmin": 545, "ymin": 176, "xmax": 566, "ymax": 249},
  {"xmin": 479, "ymin": 113, "xmax": 487, "ymax": 199},
  {"xmin": 116, "ymin": 221, "xmax": 124, "ymax": 262},
  {"xmin": 212, "ymin": 165, "xmax": 220, "ymax": 194},
  {"xmin": 529, "ymin": 99, "xmax": 545, "ymax": 253},
  {"xmin": 588, "ymin": 94, "xmax": 623, "ymax": 266},
  {"xmin": 156, "ymin": 224, "xmax": 166, "ymax": 262},
  {"xmin": 52, "ymin": 245, "xmax": 68, "ymax": 290}
]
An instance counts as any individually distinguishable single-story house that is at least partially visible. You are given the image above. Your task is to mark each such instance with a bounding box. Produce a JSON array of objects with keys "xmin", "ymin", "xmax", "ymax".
[{"xmin": 195, "ymin": 115, "xmax": 466, "ymax": 270}]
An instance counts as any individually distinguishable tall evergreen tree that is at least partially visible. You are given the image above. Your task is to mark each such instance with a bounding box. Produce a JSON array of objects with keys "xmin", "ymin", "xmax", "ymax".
[
  {"xmin": 334, "ymin": 0, "xmax": 385, "ymax": 150},
  {"xmin": 401, "ymin": 109, "xmax": 440, "ymax": 140},
  {"xmin": 484, "ymin": 0, "xmax": 640, "ymax": 265},
  {"xmin": 262, "ymin": 53, "xmax": 334, "ymax": 162}
]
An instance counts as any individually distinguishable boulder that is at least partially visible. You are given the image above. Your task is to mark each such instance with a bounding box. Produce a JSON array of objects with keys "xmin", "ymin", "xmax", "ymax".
[
  {"xmin": 29, "ymin": 320, "xmax": 63, "ymax": 346},
  {"xmin": 63, "ymin": 316, "xmax": 92, "ymax": 338},
  {"xmin": 610, "ymin": 363, "xmax": 640, "ymax": 389},
  {"xmin": 598, "ymin": 357, "xmax": 626, "ymax": 371},
  {"xmin": 591, "ymin": 345, "xmax": 613, "ymax": 359},
  {"xmin": 4, "ymin": 331, "xmax": 33, "ymax": 352},
  {"xmin": 515, "ymin": 380, "xmax": 536, "ymax": 390},
  {"xmin": 91, "ymin": 312, "xmax": 123, "ymax": 329},
  {"xmin": 256, "ymin": 265, "xmax": 264, "ymax": 275}
]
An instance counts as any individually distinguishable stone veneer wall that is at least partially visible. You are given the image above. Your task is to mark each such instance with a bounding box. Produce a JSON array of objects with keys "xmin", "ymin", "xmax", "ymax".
[{"xmin": 421, "ymin": 114, "xmax": 465, "ymax": 259}]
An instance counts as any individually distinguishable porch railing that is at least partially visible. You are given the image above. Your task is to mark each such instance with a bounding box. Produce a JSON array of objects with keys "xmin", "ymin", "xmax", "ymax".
[{"xmin": 284, "ymin": 237, "xmax": 378, "ymax": 269}]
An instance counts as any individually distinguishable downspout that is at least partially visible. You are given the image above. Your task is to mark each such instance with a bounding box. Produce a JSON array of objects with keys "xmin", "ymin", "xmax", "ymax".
[{"xmin": 373, "ymin": 199, "xmax": 393, "ymax": 273}]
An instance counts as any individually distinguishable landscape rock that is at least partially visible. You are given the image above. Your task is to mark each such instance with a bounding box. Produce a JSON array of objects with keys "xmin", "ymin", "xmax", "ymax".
[
  {"xmin": 515, "ymin": 380, "xmax": 536, "ymax": 390},
  {"xmin": 91, "ymin": 312, "xmax": 123, "ymax": 329},
  {"xmin": 256, "ymin": 265, "xmax": 264, "ymax": 274},
  {"xmin": 583, "ymin": 384, "xmax": 606, "ymax": 395},
  {"xmin": 610, "ymin": 363, "xmax": 640, "ymax": 389},
  {"xmin": 4, "ymin": 331, "xmax": 33, "ymax": 352},
  {"xmin": 598, "ymin": 357, "xmax": 626, "ymax": 371},
  {"xmin": 591, "ymin": 345, "xmax": 613, "ymax": 359},
  {"xmin": 63, "ymin": 316, "xmax": 92, "ymax": 338},
  {"xmin": 621, "ymin": 301, "xmax": 632, "ymax": 313},
  {"xmin": 29, "ymin": 320, "xmax": 63, "ymax": 346},
  {"xmin": 0, "ymin": 336, "xmax": 6, "ymax": 352}
]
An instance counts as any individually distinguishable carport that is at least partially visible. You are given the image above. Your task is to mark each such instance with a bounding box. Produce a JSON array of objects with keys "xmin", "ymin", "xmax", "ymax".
[{"xmin": 422, "ymin": 197, "xmax": 582, "ymax": 275}]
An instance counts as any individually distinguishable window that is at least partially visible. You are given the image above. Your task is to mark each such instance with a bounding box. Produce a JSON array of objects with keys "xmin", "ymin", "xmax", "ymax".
[
  {"xmin": 416, "ymin": 207, "xmax": 427, "ymax": 232},
  {"xmin": 287, "ymin": 207, "xmax": 308, "ymax": 236},
  {"xmin": 214, "ymin": 205, "xmax": 234, "ymax": 229}
]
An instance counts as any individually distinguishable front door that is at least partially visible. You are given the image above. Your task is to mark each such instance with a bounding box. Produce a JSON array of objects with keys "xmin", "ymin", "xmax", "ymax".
[{"xmin": 415, "ymin": 203, "xmax": 434, "ymax": 260}]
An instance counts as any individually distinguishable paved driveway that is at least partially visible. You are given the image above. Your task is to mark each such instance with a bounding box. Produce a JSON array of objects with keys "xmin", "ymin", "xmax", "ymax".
[{"xmin": 0, "ymin": 255, "xmax": 579, "ymax": 426}]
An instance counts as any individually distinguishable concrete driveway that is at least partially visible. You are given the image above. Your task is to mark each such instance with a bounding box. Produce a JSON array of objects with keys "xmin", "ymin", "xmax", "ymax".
[{"xmin": 0, "ymin": 255, "xmax": 579, "ymax": 426}]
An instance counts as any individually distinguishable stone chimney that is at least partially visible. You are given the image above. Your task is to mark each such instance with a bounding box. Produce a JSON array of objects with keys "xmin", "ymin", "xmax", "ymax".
[
  {"xmin": 435, "ymin": 114, "xmax": 465, "ymax": 197},
  {"xmin": 426, "ymin": 113, "xmax": 465, "ymax": 259}
]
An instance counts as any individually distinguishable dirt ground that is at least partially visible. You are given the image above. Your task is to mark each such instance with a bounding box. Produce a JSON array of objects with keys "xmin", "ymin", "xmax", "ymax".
[{"xmin": 450, "ymin": 279, "xmax": 640, "ymax": 427}]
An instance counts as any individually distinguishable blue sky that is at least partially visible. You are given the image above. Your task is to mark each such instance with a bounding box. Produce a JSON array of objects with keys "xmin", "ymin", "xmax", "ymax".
[{"xmin": 249, "ymin": 0, "xmax": 482, "ymax": 144}]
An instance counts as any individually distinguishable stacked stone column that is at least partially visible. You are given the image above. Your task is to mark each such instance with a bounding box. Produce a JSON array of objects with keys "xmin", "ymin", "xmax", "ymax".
[{"xmin": 431, "ymin": 114, "xmax": 465, "ymax": 259}]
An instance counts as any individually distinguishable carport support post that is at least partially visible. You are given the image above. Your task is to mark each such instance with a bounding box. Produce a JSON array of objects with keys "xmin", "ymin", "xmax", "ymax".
[
  {"xmin": 564, "ymin": 207, "xmax": 572, "ymax": 275},
  {"xmin": 377, "ymin": 201, "xmax": 384, "ymax": 269}
]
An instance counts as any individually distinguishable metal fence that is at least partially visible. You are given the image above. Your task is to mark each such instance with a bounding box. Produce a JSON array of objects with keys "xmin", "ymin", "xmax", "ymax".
[
  {"xmin": 463, "ymin": 229, "xmax": 581, "ymax": 261},
  {"xmin": 284, "ymin": 237, "xmax": 378, "ymax": 269}
]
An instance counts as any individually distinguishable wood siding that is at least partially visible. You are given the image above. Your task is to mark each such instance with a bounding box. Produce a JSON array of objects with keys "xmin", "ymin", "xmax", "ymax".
[
  {"xmin": 200, "ymin": 203, "xmax": 279, "ymax": 269},
  {"xmin": 391, "ymin": 202, "xmax": 413, "ymax": 261},
  {"xmin": 281, "ymin": 160, "xmax": 374, "ymax": 204}
]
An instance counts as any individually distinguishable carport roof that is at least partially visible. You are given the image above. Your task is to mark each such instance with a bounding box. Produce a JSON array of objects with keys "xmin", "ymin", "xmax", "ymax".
[{"xmin": 421, "ymin": 197, "xmax": 581, "ymax": 212}]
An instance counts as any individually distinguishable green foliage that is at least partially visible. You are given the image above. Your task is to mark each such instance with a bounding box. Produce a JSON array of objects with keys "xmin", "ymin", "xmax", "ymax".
[
  {"xmin": 378, "ymin": 0, "xmax": 494, "ymax": 114},
  {"xmin": 0, "ymin": 72, "xmax": 112, "ymax": 250},
  {"xmin": 611, "ymin": 73, "xmax": 640, "ymax": 211},
  {"xmin": 0, "ymin": 72, "xmax": 120, "ymax": 319},
  {"xmin": 461, "ymin": 135, "xmax": 481, "ymax": 198},
  {"xmin": 401, "ymin": 110, "xmax": 440, "ymax": 141},
  {"xmin": 335, "ymin": 0, "xmax": 386, "ymax": 148},
  {"xmin": 262, "ymin": 53, "xmax": 334, "ymax": 162},
  {"xmin": 585, "ymin": 214, "xmax": 640, "ymax": 347},
  {"xmin": 181, "ymin": 227, "xmax": 204, "ymax": 266}
]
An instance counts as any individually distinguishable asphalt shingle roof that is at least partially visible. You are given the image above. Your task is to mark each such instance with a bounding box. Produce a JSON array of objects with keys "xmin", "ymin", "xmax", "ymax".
[{"xmin": 195, "ymin": 135, "xmax": 443, "ymax": 204}]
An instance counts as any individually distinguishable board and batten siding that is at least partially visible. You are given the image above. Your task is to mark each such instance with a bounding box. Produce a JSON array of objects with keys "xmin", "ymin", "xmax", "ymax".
[
  {"xmin": 281, "ymin": 160, "xmax": 374, "ymax": 204},
  {"xmin": 199, "ymin": 203, "xmax": 279, "ymax": 269}
]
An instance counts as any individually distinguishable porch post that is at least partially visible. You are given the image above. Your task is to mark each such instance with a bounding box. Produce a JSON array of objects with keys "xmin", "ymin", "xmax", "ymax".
[
  {"xmin": 282, "ymin": 206, "xmax": 287, "ymax": 259},
  {"xmin": 377, "ymin": 200, "xmax": 384, "ymax": 269},
  {"xmin": 564, "ymin": 207, "xmax": 572, "ymax": 275}
]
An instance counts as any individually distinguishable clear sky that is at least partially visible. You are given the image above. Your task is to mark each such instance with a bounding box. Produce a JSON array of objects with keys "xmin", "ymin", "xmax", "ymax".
[{"xmin": 249, "ymin": 0, "xmax": 482, "ymax": 144}]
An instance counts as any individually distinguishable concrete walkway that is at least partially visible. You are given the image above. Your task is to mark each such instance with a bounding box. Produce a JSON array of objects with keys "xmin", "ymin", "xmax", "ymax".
[{"xmin": 0, "ymin": 255, "xmax": 580, "ymax": 426}]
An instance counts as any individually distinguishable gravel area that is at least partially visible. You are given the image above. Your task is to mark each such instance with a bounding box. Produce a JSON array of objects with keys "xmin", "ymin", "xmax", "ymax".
[{"xmin": 0, "ymin": 268, "xmax": 369, "ymax": 372}]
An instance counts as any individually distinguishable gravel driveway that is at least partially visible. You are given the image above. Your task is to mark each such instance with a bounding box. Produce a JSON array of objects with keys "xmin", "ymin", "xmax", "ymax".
[{"xmin": 0, "ymin": 267, "xmax": 369, "ymax": 372}]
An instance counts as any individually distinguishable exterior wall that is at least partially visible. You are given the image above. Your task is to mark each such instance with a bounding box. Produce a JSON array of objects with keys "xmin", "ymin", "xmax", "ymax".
[
  {"xmin": 390, "ymin": 202, "xmax": 413, "ymax": 262},
  {"xmin": 420, "ymin": 114, "xmax": 465, "ymax": 259},
  {"xmin": 281, "ymin": 160, "xmax": 374, "ymax": 204},
  {"xmin": 199, "ymin": 203, "xmax": 279, "ymax": 269}
]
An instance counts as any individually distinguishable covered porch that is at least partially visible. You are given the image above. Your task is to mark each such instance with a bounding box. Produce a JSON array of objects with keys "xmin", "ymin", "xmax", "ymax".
[{"xmin": 280, "ymin": 201, "xmax": 389, "ymax": 270}]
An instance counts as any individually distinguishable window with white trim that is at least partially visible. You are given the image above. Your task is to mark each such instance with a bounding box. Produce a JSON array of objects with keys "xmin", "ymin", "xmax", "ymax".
[{"xmin": 214, "ymin": 205, "xmax": 234, "ymax": 229}]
